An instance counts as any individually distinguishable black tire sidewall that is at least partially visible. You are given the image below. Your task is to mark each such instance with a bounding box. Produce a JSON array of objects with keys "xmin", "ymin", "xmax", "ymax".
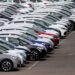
[
  {"xmin": 1, "ymin": 59, "xmax": 13, "ymax": 72},
  {"xmin": 30, "ymin": 50, "xmax": 40, "ymax": 61}
]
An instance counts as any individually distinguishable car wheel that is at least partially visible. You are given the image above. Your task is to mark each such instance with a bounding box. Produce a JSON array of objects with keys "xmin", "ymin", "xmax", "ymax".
[
  {"xmin": 1, "ymin": 59, "xmax": 13, "ymax": 72},
  {"xmin": 41, "ymin": 50, "xmax": 46, "ymax": 57},
  {"xmin": 30, "ymin": 50, "xmax": 40, "ymax": 61}
]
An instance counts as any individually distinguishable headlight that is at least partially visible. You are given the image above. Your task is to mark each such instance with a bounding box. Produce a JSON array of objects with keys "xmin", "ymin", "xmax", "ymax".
[{"xmin": 11, "ymin": 56, "xmax": 17, "ymax": 60}]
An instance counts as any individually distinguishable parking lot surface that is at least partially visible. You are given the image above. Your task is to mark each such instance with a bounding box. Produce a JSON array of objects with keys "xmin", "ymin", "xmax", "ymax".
[{"xmin": 0, "ymin": 31, "xmax": 75, "ymax": 75}]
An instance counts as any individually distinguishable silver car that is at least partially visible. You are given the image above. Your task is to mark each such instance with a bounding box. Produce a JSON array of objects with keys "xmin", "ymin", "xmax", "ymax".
[{"xmin": 0, "ymin": 50, "xmax": 20, "ymax": 72}]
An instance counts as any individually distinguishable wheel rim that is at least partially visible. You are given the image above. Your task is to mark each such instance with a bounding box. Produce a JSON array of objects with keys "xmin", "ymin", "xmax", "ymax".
[
  {"xmin": 2, "ymin": 60, "xmax": 12, "ymax": 71},
  {"xmin": 30, "ymin": 51, "xmax": 39, "ymax": 60}
]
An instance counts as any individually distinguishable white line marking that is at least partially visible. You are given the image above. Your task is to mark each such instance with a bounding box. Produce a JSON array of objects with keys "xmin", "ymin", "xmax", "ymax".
[{"xmin": 28, "ymin": 61, "xmax": 39, "ymax": 70}]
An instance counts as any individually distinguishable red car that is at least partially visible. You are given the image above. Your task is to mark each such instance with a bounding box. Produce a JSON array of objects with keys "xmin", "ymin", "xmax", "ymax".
[{"xmin": 35, "ymin": 31, "xmax": 60, "ymax": 46}]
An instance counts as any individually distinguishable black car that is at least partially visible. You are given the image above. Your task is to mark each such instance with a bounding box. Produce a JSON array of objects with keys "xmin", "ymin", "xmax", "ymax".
[{"xmin": 25, "ymin": 44, "xmax": 47, "ymax": 61}]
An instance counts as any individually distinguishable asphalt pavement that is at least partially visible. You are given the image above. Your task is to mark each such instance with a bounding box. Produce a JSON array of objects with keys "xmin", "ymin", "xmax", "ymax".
[{"xmin": 0, "ymin": 31, "xmax": 75, "ymax": 75}]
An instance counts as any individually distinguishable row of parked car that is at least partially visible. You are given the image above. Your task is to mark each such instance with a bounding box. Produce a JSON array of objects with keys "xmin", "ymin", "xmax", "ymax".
[{"xmin": 0, "ymin": 0, "xmax": 75, "ymax": 72}]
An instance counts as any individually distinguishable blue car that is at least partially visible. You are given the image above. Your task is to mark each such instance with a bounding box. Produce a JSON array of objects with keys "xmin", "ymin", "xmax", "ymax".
[{"xmin": 31, "ymin": 40, "xmax": 54, "ymax": 52}]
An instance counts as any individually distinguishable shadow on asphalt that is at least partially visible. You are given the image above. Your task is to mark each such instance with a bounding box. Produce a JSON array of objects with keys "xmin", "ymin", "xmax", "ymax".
[
  {"xmin": 39, "ymin": 51, "xmax": 54, "ymax": 61},
  {"xmin": 54, "ymin": 46, "xmax": 62, "ymax": 49},
  {"xmin": 25, "ymin": 61, "xmax": 30, "ymax": 64},
  {"xmin": 39, "ymin": 58, "xmax": 48, "ymax": 61},
  {"xmin": 0, "ymin": 68, "xmax": 20, "ymax": 72}
]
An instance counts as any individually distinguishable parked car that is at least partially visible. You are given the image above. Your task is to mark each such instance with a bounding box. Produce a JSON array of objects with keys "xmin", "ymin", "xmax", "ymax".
[
  {"xmin": 45, "ymin": 28, "xmax": 61, "ymax": 38},
  {"xmin": 0, "ymin": 39, "xmax": 27, "ymax": 66},
  {"xmin": 0, "ymin": 50, "xmax": 20, "ymax": 71},
  {"xmin": 31, "ymin": 38, "xmax": 54, "ymax": 52},
  {"xmin": 48, "ymin": 25, "xmax": 68, "ymax": 38},
  {"xmin": 36, "ymin": 31, "xmax": 59, "ymax": 46},
  {"xmin": 0, "ymin": 31, "xmax": 47, "ymax": 61}
]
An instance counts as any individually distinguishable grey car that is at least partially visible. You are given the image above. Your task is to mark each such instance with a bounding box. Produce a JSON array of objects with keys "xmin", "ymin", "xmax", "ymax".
[{"xmin": 0, "ymin": 50, "xmax": 20, "ymax": 72}]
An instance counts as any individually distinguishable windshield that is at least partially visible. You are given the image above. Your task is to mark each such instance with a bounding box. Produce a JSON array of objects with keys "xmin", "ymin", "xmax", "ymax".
[
  {"xmin": 8, "ymin": 37, "xmax": 28, "ymax": 46},
  {"xmin": 0, "ymin": 45, "xmax": 8, "ymax": 51},
  {"xmin": 25, "ymin": 33, "xmax": 37, "ymax": 39},
  {"xmin": 45, "ymin": 16, "xmax": 56, "ymax": 22},
  {"xmin": 8, "ymin": 37, "xmax": 19, "ymax": 46},
  {"xmin": 0, "ymin": 37, "xmax": 6, "ymax": 40},
  {"xmin": 48, "ymin": 15, "xmax": 59, "ymax": 20},
  {"xmin": 0, "ymin": 39, "xmax": 15, "ymax": 49},
  {"xmin": 49, "ymin": 12, "xmax": 63, "ymax": 19},
  {"xmin": 62, "ymin": 8, "xmax": 71, "ymax": 14},
  {"xmin": 0, "ymin": 36, "xmax": 27, "ymax": 46}
]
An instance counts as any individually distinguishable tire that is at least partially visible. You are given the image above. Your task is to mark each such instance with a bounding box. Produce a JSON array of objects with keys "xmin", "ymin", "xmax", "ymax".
[
  {"xmin": 41, "ymin": 50, "xmax": 46, "ymax": 57},
  {"xmin": 30, "ymin": 50, "xmax": 40, "ymax": 61},
  {"xmin": 1, "ymin": 59, "xmax": 13, "ymax": 72},
  {"xmin": 47, "ymin": 47, "xmax": 53, "ymax": 53}
]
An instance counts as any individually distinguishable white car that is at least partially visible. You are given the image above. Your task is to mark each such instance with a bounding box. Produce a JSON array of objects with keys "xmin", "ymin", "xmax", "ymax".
[
  {"xmin": 7, "ymin": 20, "xmax": 44, "ymax": 31},
  {"xmin": 45, "ymin": 29, "xmax": 60, "ymax": 38},
  {"xmin": 5, "ymin": 51, "xmax": 25, "ymax": 66},
  {"xmin": 0, "ymin": 50, "xmax": 20, "ymax": 72},
  {"xmin": 38, "ymin": 34, "xmax": 54, "ymax": 40},
  {"xmin": 0, "ymin": 25, "xmax": 38, "ymax": 39},
  {"xmin": 0, "ymin": 39, "xmax": 26, "ymax": 66},
  {"xmin": 48, "ymin": 25, "xmax": 68, "ymax": 37},
  {"xmin": 0, "ymin": 31, "xmax": 48, "ymax": 60}
]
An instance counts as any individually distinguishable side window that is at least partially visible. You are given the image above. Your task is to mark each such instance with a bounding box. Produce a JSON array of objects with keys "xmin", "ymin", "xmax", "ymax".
[
  {"xmin": 9, "ymin": 0, "xmax": 12, "ymax": 2},
  {"xmin": 0, "ymin": 46, "xmax": 8, "ymax": 51},
  {"xmin": 0, "ymin": 37, "xmax": 6, "ymax": 40},
  {"xmin": 8, "ymin": 38, "xmax": 19, "ymax": 46},
  {"xmin": 18, "ymin": 39, "xmax": 27, "ymax": 46},
  {"xmin": 30, "ymin": 0, "xmax": 42, "ymax": 2},
  {"xmin": 0, "ymin": 0, "xmax": 7, "ymax": 2},
  {"xmin": 13, "ymin": 0, "xmax": 19, "ymax": 3}
]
